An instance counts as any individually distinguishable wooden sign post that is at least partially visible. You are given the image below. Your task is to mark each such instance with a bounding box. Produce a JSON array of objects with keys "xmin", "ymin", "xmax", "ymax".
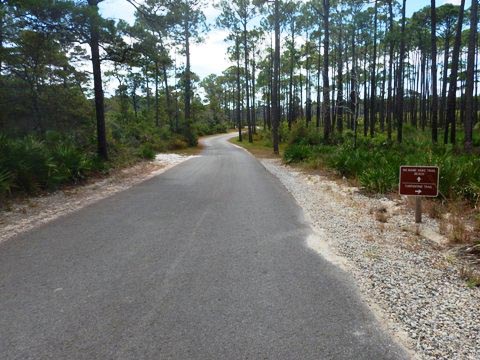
[{"xmin": 399, "ymin": 166, "xmax": 439, "ymax": 223}]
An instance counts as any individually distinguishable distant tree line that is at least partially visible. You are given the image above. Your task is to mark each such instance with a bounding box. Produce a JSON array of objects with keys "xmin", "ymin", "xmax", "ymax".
[
  {"xmin": 0, "ymin": 0, "xmax": 228, "ymax": 160},
  {"xmin": 215, "ymin": 0, "xmax": 480, "ymax": 153}
]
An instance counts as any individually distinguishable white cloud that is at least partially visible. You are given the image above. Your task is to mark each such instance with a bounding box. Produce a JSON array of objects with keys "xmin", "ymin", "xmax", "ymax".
[
  {"xmin": 203, "ymin": 2, "xmax": 221, "ymax": 20},
  {"xmin": 190, "ymin": 29, "xmax": 231, "ymax": 78},
  {"xmin": 99, "ymin": 0, "xmax": 136, "ymax": 24},
  {"xmin": 443, "ymin": 0, "xmax": 462, "ymax": 4},
  {"xmin": 189, "ymin": 2, "xmax": 228, "ymax": 78}
]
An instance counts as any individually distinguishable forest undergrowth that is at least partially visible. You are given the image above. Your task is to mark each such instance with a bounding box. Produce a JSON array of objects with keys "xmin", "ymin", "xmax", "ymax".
[{"xmin": 0, "ymin": 119, "xmax": 227, "ymax": 203}]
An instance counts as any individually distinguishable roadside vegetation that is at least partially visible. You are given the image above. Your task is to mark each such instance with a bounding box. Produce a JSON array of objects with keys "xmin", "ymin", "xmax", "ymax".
[
  {"xmin": 0, "ymin": 1, "xmax": 228, "ymax": 202},
  {"xmin": 0, "ymin": 115, "xmax": 228, "ymax": 200},
  {"xmin": 234, "ymin": 123, "xmax": 480, "ymax": 288},
  {"xmin": 235, "ymin": 123, "xmax": 480, "ymax": 204},
  {"xmin": 283, "ymin": 122, "xmax": 480, "ymax": 204}
]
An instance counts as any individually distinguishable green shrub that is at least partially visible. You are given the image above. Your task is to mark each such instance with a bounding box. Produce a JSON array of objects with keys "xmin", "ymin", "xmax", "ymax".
[
  {"xmin": 89, "ymin": 155, "xmax": 109, "ymax": 174},
  {"xmin": 279, "ymin": 121, "xmax": 290, "ymax": 143},
  {"xmin": 288, "ymin": 121, "xmax": 324, "ymax": 146},
  {"xmin": 193, "ymin": 122, "xmax": 228, "ymax": 136},
  {"xmin": 182, "ymin": 127, "xmax": 198, "ymax": 147},
  {"xmin": 0, "ymin": 169, "xmax": 13, "ymax": 197},
  {"xmin": 284, "ymin": 144, "xmax": 313, "ymax": 164},
  {"xmin": 0, "ymin": 134, "xmax": 98, "ymax": 194},
  {"xmin": 139, "ymin": 144, "xmax": 155, "ymax": 160},
  {"xmin": 214, "ymin": 123, "xmax": 228, "ymax": 133},
  {"xmin": 359, "ymin": 164, "xmax": 398, "ymax": 194},
  {"xmin": 3, "ymin": 136, "xmax": 55, "ymax": 193},
  {"xmin": 0, "ymin": 114, "xmax": 203, "ymax": 197},
  {"xmin": 328, "ymin": 146, "xmax": 367, "ymax": 177},
  {"xmin": 168, "ymin": 136, "xmax": 188, "ymax": 150},
  {"xmin": 52, "ymin": 143, "xmax": 93, "ymax": 184},
  {"xmin": 273, "ymin": 123, "xmax": 480, "ymax": 202},
  {"xmin": 193, "ymin": 123, "xmax": 210, "ymax": 136}
]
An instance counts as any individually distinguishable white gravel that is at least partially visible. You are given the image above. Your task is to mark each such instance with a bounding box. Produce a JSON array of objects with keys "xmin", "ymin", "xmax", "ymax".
[
  {"xmin": 261, "ymin": 158, "xmax": 480, "ymax": 360},
  {"xmin": 154, "ymin": 153, "xmax": 197, "ymax": 164}
]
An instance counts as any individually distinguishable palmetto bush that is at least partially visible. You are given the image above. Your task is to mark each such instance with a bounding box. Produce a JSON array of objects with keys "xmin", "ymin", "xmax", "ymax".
[
  {"xmin": 0, "ymin": 134, "xmax": 97, "ymax": 196},
  {"xmin": 138, "ymin": 144, "xmax": 156, "ymax": 160},
  {"xmin": 284, "ymin": 144, "xmax": 313, "ymax": 164},
  {"xmin": 0, "ymin": 169, "xmax": 13, "ymax": 198},
  {"xmin": 358, "ymin": 163, "xmax": 399, "ymax": 194},
  {"xmin": 0, "ymin": 136, "xmax": 54, "ymax": 193},
  {"xmin": 282, "ymin": 124, "xmax": 480, "ymax": 202},
  {"xmin": 51, "ymin": 143, "xmax": 93, "ymax": 184}
]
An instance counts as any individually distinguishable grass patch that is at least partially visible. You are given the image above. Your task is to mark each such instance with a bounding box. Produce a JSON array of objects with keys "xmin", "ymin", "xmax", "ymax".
[
  {"xmin": 459, "ymin": 265, "xmax": 480, "ymax": 288},
  {"xmin": 229, "ymin": 131, "xmax": 285, "ymax": 158},
  {"xmin": 372, "ymin": 206, "xmax": 390, "ymax": 223}
]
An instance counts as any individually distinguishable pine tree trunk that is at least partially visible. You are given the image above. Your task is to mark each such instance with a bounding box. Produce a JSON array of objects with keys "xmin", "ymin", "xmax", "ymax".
[
  {"xmin": 272, "ymin": 0, "xmax": 280, "ymax": 153},
  {"xmin": 387, "ymin": 0, "xmax": 394, "ymax": 141},
  {"xmin": 161, "ymin": 63, "xmax": 172, "ymax": 129},
  {"xmin": 155, "ymin": 60, "xmax": 159, "ymax": 127},
  {"xmin": 351, "ymin": 27, "xmax": 358, "ymax": 147},
  {"xmin": 396, "ymin": 0, "xmax": 407, "ymax": 143},
  {"xmin": 184, "ymin": 18, "xmax": 192, "ymax": 131},
  {"xmin": 380, "ymin": 48, "xmax": 387, "ymax": 133},
  {"xmin": 88, "ymin": 0, "xmax": 107, "ymax": 160},
  {"xmin": 236, "ymin": 36, "xmax": 242, "ymax": 142},
  {"xmin": 336, "ymin": 22, "xmax": 344, "ymax": 133},
  {"xmin": 464, "ymin": 0, "xmax": 478, "ymax": 152},
  {"xmin": 252, "ymin": 48, "xmax": 257, "ymax": 134},
  {"xmin": 316, "ymin": 30, "xmax": 322, "ymax": 128},
  {"xmin": 420, "ymin": 52, "xmax": 427, "ymax": 131},
  {"xmin": 322, "ymin": 0, "xmax": 331, "ymax": 141},
  {"xmin": 268, "ymin": 35, "xmax": 273, "ymax": 130},
  {"xmin": 363, "ymin": 46, "xmax": 369, "ymax": 137},
  {"xmin": 369, "ymin": 0, "xmax": 378, "ymax": 137},
  {"xmin": 431, "ymin": 0, "xmax": 439, "ymax": 143},
  {"xmin": 306, "ymin": 34, "xmax": 312, "ymax": 127},
  {"xmin": 440, "ymin": 35, "xmax": 451, "ymax": 129},
  {"xmin": 445, "ymin": 0, "xmax": 466, "ymax": 145},
  {"xmin": 288, "ymin": 22, "xmax": 295, "ymax": 130},
  {"xmin": 243, "ymin": 22, "xmax": 252, "ymax": 143}
]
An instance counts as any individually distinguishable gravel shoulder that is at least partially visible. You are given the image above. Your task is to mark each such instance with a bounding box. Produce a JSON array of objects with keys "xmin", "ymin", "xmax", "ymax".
[
  {"xmin": 0, "ymin": 153, "xmax": 197, "ymax": 245},
  {"xmin": 260, "ymin": 158, "xmax": 480, "ymax": 360}
]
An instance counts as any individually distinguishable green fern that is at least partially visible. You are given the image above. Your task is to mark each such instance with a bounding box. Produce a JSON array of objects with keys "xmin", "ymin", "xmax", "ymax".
[{"xmin": 0, "ymin": 169, "xmax": 13, "ymax": 196}]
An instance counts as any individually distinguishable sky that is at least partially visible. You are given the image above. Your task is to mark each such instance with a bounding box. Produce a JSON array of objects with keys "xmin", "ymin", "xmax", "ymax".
[{"xmin": 98, "ymin": 0, "xmax": 465, "ymax": 81}]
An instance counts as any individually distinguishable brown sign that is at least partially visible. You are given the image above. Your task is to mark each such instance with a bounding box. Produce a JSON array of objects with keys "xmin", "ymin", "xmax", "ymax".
[{"xmin": 399, "ymin": 166, "xmax": 439, "ymax": 197}]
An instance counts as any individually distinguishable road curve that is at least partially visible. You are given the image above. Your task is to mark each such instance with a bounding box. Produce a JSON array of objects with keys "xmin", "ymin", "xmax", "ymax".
[{"xmin": 0, "ymin": 134, "xmax": 409, "ymax": 359}]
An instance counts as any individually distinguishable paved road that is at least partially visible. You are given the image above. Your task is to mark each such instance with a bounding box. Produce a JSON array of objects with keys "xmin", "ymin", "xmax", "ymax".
[{"xmin": 0, "ymin": 134, "xmax": 409, "ymax": 359}]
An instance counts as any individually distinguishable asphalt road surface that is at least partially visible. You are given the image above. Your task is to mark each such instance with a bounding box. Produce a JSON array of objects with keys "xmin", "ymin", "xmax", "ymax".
[{"xmin": 0, "ymin": 134, "xmax": 409, "ymax": 359}]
